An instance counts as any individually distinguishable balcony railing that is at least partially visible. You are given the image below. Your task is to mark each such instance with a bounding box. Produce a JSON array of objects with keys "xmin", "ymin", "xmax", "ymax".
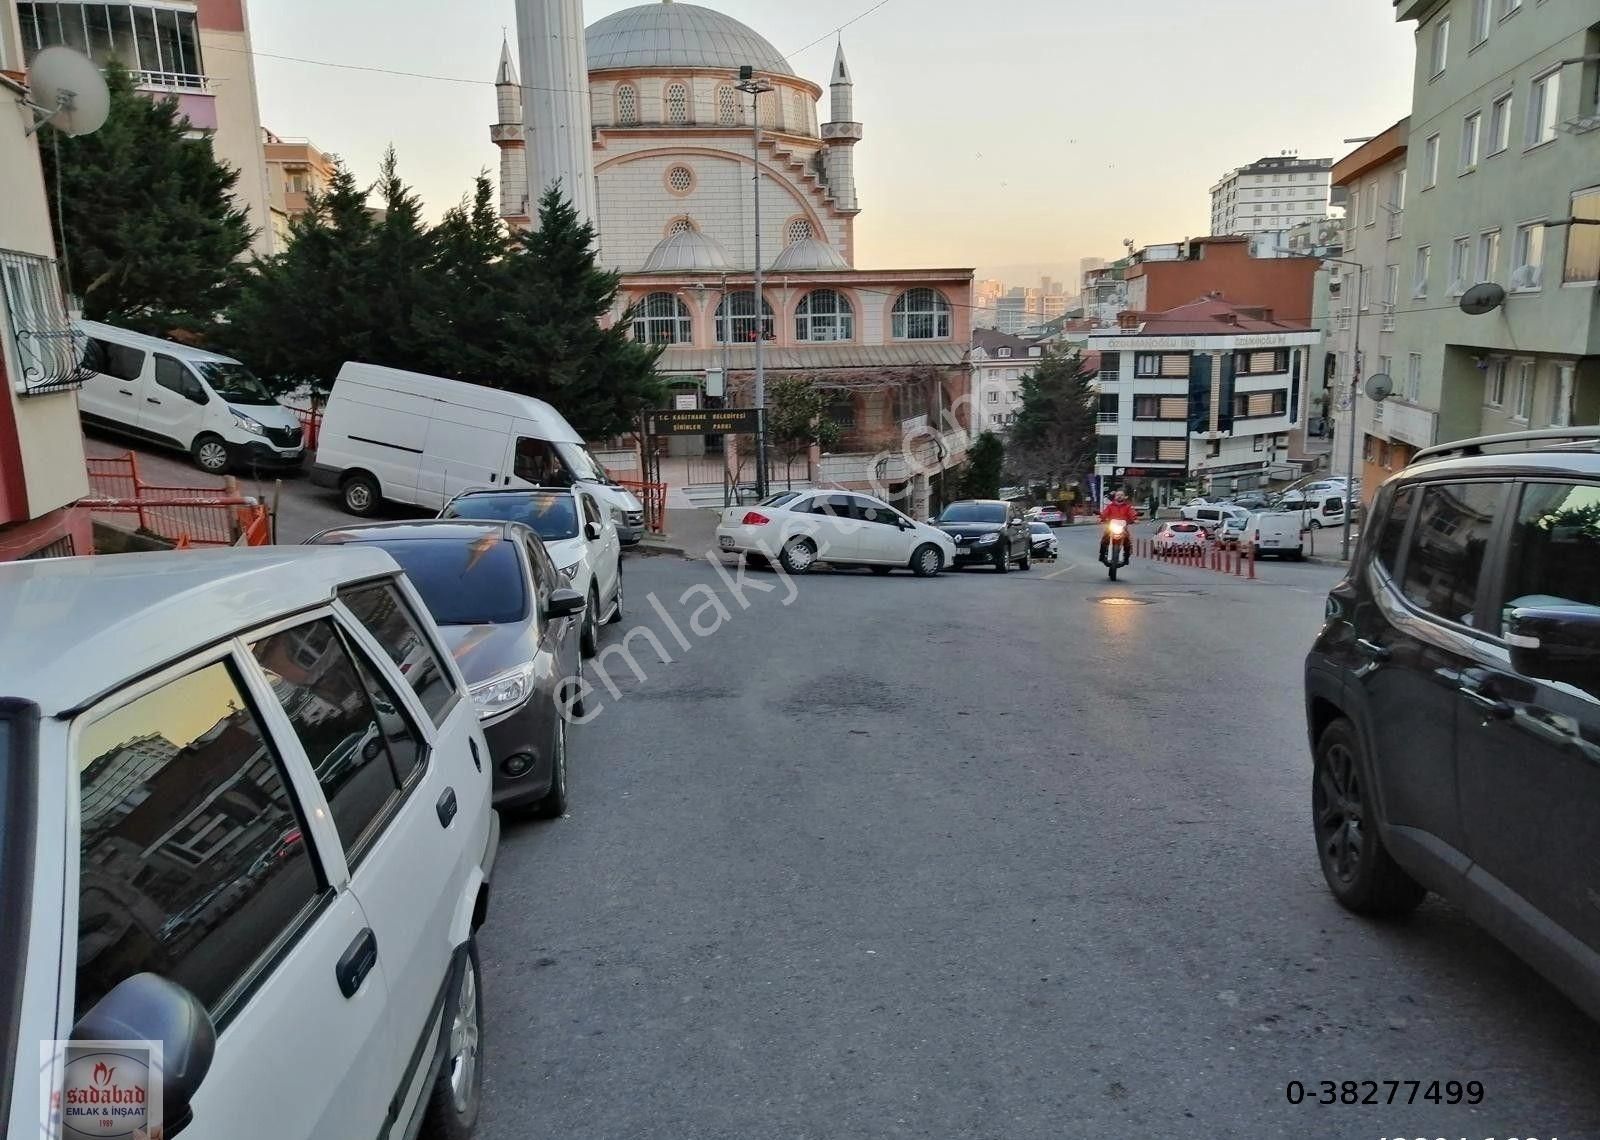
[
  {"xmin": 136, "ymin": 69, "xmax": 209, "ymax": 92},
  {"xmin": 1096, "ymin": 411, "xmax": 1120, "ymax": 422}
]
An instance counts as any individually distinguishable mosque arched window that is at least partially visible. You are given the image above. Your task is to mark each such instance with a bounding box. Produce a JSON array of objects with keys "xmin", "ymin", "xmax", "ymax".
[
  {"xmin": 891, "ymin": 289, "xmax": 952, "ymax": 340},
  {"xmin": 785, "ymin": 218, "xmax": 814, "ymax": 246},
  {"xmin": 757, "ymin": 90, "xmax": 778, "ymax": 128},
  {"xmin": 632, "ymin": 292, "xmax": 692, "ymax": 345},
  {"xmin": 716, "ymin": 85, "xmax": 739, "ymax": 126},
  {"xmin": 795, "ymin": 290, "xmax": 854, "ymax": 343},
  {"xmin": 715, "ymin": 291, "xmax": 775, "ymax": 343},
  {"xmin": 616, "ymin": 83, "xmax": 638, "ymax": 127},
  {"xmin": 666, "ymin": 82, "xmax": 689, "ymax": 125},
  {"xmin": 666, "ymin": 216, "xmax": 697, "ymax": 237},
  {"xmin": 790, "ymin": 90, "xmax": 808, "ymax": 132}
]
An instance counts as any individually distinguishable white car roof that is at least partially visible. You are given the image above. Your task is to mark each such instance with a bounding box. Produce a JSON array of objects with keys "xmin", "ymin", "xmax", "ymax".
[
  {"xmin": 75, "ymin": 319, "xmax": 241, "ymax": 366},
  {"xmin": 0, "ymin": 546, "xmax": 402, "ymax": 715},
  {"xmin": 334, "ymin": 362, "xmax": 584, "ymax": 443}
]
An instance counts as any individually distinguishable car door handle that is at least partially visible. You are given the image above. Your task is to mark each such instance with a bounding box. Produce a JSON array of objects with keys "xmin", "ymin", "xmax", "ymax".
[
  {"xmin": 146, "ymin": 398, "xmax": 161, "ymax": 404},
  {"xmin": 118, "ymin": 388, "xmax": 133, "ymax": 396},
  {"xmin": 335, "ymin": 927, "xmax": 378, "ymax": 998},
  {"xmin": 436, "ymin": 786, "xmax": 458, "ymax": 828},
  {"xmin": 1458, "ymin": 685, "xmax": 1511, "ymax": 718},
  {"xmin": 1355, "ymin": 639, "xmax": 1390, "ymax": 660}
]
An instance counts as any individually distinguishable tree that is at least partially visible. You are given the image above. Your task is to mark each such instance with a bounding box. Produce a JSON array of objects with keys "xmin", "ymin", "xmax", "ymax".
[
  {"xmin": 1005, "ymin": 347, "xmax": 1098, "ymax": 492},
  {"xmin": 958, "ymin": 431, "xmax": 1005, "ymax": 499},
  {"xmin": 40, "ymin": 62, "xmax": 251, "ymax": 334},
  {"xmin": 766, "ymin": 375, "xmax": 841, "ymax": 478}
]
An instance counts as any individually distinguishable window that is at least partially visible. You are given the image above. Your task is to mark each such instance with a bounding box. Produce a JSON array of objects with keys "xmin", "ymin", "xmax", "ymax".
[
  {"xmin": 1527, "ymin": 68, "xmax": 1561, "ymax": 147},
  {"xmin": 1131, "ymin": 438, "xmax": 1162, "ymax": 463},
  {"xmin": 152, "ymin": 354, "xmax": 195, "ymax": 397},
  {"xmin": 987, "ymin": 390, "xmax": 999, "ymax": 404},
  {"xmin": 340, "ymin": 582, "xmax": 456, "ymax": 726},
  {"xmin": 785, "ymin": 218, "xmax": 814, "ymax": 246},
  {"xmin": 1513, "ymin": 222, "xmax": 1545, "ymax": 290},
  {"xmin": 716, "ymin": 85, "xmax": 739, "ymax": 126},
  {"xmin": 666, "ymin": 165, "xmax": 694, "ymax": 194},
  {"xmin": 1478, "ymin": 229, "xmax": 1502, "ymax": 284},
  {"xmin": 757, "ymin": 90, "xmax": 777, "ymax": 128},
  {"xmin": 1513, "ymin": 359, "xmax": 1536, "ymax": 421},
  {"xmin": 665, "ymin": 82, "xmax": 689, "ymax": 125},
  {"xmin": 1499, "ymin": 482, "xmax": 1600, "ymax": 664},
  {"xmin": 1449, "ymin": 237, "xmax": 1474, "ymax": 295},
  {"xmin": 1388, "ymin": 169, "xmax": 1406, "ymax": 234},
  {"xmin": 74, "ymin": 659, "xmax": 320, "ymax": 1019},
  {"xmin": 1364, "ymin": 181, "xmax": 1377, "ymax": 226},
  {"xmin": 1375, "ymin": 485, "xmax": 1417, "ymax": 575},
  {"xmin": 1412, "ymin": 245, "xmax": 1431, "ymax": 299},
  {"xmin": 1430, "ymin": 16, "xmax": 1450, "ymax": 77},
  {"xmin": 87, "ymin": 338, "xmax": 143, "ymax": 382},
  {"xmin": 996, "ymin": 347, "xmax": 1011, "ymax": 359},
  {"xmin": 1, "ymin": 248, "xmax": 80, "ymax": 395},
  {"xmin": 632, "ymin": 291, "xmax": 692, "ymax": 345},
  {"xmin": 1562, "ymin": 187, "xmax": 1600, "ymax": 285},
  {"xmin": 1384, "ymin": 264, "xmax": 1399, "ymax": 306},
  {"xmin": 1471, "ymin": 0, "xmax": 1491, "ymax": 46},
  {"xmin": 1133, "ymin": 395, "xmax": 1160, "ymax": 420},
  {"xmin": 716, "ymin": 290, "xmax": 774, "ymax": 342},
  {"xmin": 794, "ymin": 289, "xmax": 853, "ymax": 342},
  {"xmin": 1401, "ymin": 482, "xmax": 1503, "ymax": 624},
  {"xmin": 1460, "ymin": 112, "xmax": 1481, "ymax": 172},
  {"xmin": 1422, "ymin": 134, "xmax": 1439, "ymax": 188},
  {"xmin": 615, "ymin": 83, "xmax": 637, "ymax": 127},
  {"xmin": 1486, "ymin": 358, "xmax": 1508, "ymax": 406},
  {"xmin": 890, "ymin": 288, "xmax": 951, "ymax": 339},
  {"xmin": 1405, "ymin": 352, "xmax": 1423, "ymax": 402},
  {"xmin": 1488, "ymin": 91, "xmax": 1512, "ymax": 154},
  {"xmin": 1134, "ymin": 352, "xmax": 1188, "ymax": 378}
]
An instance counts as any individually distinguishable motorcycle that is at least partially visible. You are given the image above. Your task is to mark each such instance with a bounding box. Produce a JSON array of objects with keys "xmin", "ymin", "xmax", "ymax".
[{"xmin": 1103, "ymin": 519, "xmax": 1130, "ymax": 580}]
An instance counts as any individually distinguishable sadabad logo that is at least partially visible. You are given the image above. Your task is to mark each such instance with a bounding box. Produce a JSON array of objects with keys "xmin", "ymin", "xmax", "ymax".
[{"xmin": 60, "ymin": 1047, "xmax": 153, "ymax": 1139}]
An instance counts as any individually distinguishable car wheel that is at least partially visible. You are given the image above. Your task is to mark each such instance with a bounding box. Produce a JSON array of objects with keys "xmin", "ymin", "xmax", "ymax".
[
  {"xmin": 580, "ymin": 587, "xmax": 600, "ymax": 657},
  {"xmin": 191, "ymin": 434, "xmax": 231, "ymax": 474},
  {"xmin": 607, "ymin": 567, "xmax": 624, "ymax": 624},
  {"xmin": 341, "ymin": 472, "xmax": 380, "ymax": 517},
  {"xmin": 1017, "ymin": 543, "xmax": 1031, "ymax": 570},
  {"xmin": 910, "ymin": 543, "xmax": 942, "ymax": 577},
  {"xmin": 869, "ymin": 565, "xmax": 893, "ymax": 576},
  {"xmin": 535, "ymin": 717, "xmax": 568, "ymax": 818},
  {"xmin": 417, "ymin": 941, "xmax": 483, "ymax": 1140},
  {"xmin": 778, "ymin": 536, "xmax": 816, "ymax": 575},
  {"xmin": 1312, "ymin": 718, "xmax": 1425, "ymax": 916},
  {"xmin": 1309, "ymin": 519, "xmax": 1323, "ymax": 529},
  {"xmin": 994, "ymin": 545, "xmax": 1009, "ymax": 573},
  {"xmin": 1293, "ymin": 547, "xmax": 1306, "ymax": 562}
]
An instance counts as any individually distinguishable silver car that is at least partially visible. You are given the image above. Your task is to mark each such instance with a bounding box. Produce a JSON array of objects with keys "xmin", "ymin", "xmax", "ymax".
[{"xmin": 308, "ymin": 520, "xmax": 585, "ymax": 815}]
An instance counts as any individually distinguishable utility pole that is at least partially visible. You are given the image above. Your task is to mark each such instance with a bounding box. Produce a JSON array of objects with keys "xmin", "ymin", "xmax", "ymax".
[
  {"xmin": 1340, "ymin": 265, "xmax": 1362, "ymax": 562},
  {"xmin": 738, "ymin": 66, "xmax": 774, "ymax": 497}
]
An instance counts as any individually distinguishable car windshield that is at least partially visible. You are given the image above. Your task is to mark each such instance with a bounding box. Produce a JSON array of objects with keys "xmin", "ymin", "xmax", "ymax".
[
  {"xmin": 443, "ymin": 492, "xmax": 579, "ymax": 540},
  {"xmin": 355, "ymin": 536, "xmax": 527, "ymax": 625},
  {"xmin": 555, "ymin": 442, "xmax": 613, "ymax": 484},
  {"xmin": 1029, "ymin": 522, "xmax": 1051, "ymax": 534},
  {"xmin": 193, "ymin": 361, "xmax": 277, "ymax": 405},
  {"xmin": 938, "ymin": 503, "xmax": 1006, "ymax": 523}
]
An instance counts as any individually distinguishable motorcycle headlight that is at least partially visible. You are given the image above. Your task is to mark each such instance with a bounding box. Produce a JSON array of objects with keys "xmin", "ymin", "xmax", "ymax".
[
  {"xmin": 469, "ymin": 662, "xmax": 536, "ymax": 720},
  {"xmin": 231, "ymin": 411, "xmax": 267, "ymax": 436},
  {"xmin": 558, "ymin": 562, "xmax": 581, "ymax": 581},
  {"xmin": 975, "ymin": 533, "xmax": 999, "ymax": 545},
  {"xmin": 1109, "ymin": 521, "xmax": 1127, "ymax": 536}
]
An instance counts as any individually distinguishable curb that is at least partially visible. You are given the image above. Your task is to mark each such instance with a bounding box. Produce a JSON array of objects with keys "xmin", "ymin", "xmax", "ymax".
[{"xmin": 630, "ymin": 540, "xmax": 691, "ymax": 558}]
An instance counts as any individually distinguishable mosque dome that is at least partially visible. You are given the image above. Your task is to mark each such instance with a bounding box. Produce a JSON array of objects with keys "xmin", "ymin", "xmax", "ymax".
[
  {"xmin": 585, "ymin": 2, "xmax": 796, "ymax": 77},
  {"xmin": 640, "ymin": 227, "xmax": 735, "ymax": 273},
  {"xmin": 770, "ymin": 237, "xmax": 849, "ymax": 272}
]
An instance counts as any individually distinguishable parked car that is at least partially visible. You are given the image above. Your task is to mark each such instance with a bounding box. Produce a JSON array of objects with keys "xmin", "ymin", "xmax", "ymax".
[
  {"xmin": 1027, "ymin": 521, "xmax": 1059, "ymax": 560},
  {"xmin": 1217, "ymin": 514, "xmax": 1250, "ymax": 549},
  {"xmin": 1229, "ymin": 491, "xmax": 1271, "ymax": 511},
  {"xmin": 933, "ymin": 499, "xmax": 1034, "ymax": 571},
  {"xmin": 0, "ymin": 546, "xmax": 497, "ymax": 1140},
  {"xmin": 1027, "ymin": 504, "xmax": 1067, "ymax": 527},
  {"xmin": 440, "ymin": 486, "xmax": 623, "ymax": 657},
  {"xmin": 1153, "ymin": 520, "xmax": 1208, "ymax": 553},
  {"xmin": 1304, "ymin": 427, "xmax": 1600, "ymax": 1019},
  {"xmin": 1282, "ymin": 489, "xmax": 1350, "ymax": 529},
  {"xmin": 1183, "ymin": 503, "xmax": 1250, "ymax": 533},
  {"xmin": 312, "ymin": 361, "xmax": 645, "ymax": 540},
  {"xmin": 308, "ymin": 520, "xmax": 586, "ymax": 815},
  {"xmin": 1240, "ymin": 511, "xmax": 1305, "ymax": 559},
  {"xmin": 716, "ymin": 490, "xmax": 956, "ymax": 576},
  {"xmin": 75, "ymin": 319, "xmax": 305, "ymax": 474}
]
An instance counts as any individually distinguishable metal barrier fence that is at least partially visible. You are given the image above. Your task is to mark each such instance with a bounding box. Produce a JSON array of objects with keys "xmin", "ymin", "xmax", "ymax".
[
  {"xmin": 613, "ymin": 478, "xmax": 668, "ymax": 535},
  {"xmin": 284, "ymin": 402, "xmax": 322, "ymax": 450},
  {"xmin": 84, "ymin": 452, "xmax": 271, "ymax": 548}
]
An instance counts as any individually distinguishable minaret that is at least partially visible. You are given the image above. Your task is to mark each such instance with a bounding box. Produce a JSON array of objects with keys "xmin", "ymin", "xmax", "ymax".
[
  {"xmin": 490, "ymin": 38, "xmax": 530, "ymax": 228},
  {"xmin": 820, "ymin": 41, "xmax": 863, "ymax": 216},
  {"xmin": 515, "ymin": 0, "xmax": 598, "ymax": 233}
]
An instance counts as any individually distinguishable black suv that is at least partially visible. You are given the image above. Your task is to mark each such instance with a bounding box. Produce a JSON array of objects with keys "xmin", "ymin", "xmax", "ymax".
[
  {"xmin": 1305, "ymin": 428, "xmax": 1600, "ymax": 1017},
  {"xmin": 932, "ymin": 500, "xmax": 1033, "ymax": 572}
]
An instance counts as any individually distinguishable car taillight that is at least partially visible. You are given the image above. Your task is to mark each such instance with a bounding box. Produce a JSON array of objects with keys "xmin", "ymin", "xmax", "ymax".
[{"xmin": 742, "ymin": 511, "xmax": 771, "ymax": 525}]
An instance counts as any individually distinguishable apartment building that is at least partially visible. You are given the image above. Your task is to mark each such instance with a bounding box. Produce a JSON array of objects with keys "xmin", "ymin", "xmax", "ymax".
[
  {"xmin": 970, "ymin": 328, "xmax": 1042, "ymax": 431},
  {"xmin": 1125, "ymin": 235, "xmax": 1322, "ymax": 324},
  {"xmin": 262, "ymin": 129, "xmax": 338, "ymax": 247},
  {"xmin": 1389, "ymin": 0, "xmax": 1599, "ymax": 458},
  {"xmin": 1081, "ymin": 259, "xmax": 1130, "ymax": 328},
  {"xmin": 1209, "ymin": 155, "xmax": 1336, "ymax": 237}
]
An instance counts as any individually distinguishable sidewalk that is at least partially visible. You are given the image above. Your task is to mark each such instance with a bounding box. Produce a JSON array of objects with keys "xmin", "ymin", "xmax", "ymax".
[{"xmin": 636, "ymin": 507, "xmax": 722, "ymax": 559}]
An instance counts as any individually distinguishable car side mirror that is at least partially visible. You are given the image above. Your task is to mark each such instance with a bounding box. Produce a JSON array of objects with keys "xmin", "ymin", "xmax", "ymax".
[
  {"xmin": 70, "ymin": 973, "xmax": 216, "ymax": 1139},
  {"xmin": 584, "ymin": 521, "xmax": 602, "ymax": 541},
  {"xmin": 546, "ymin": 588, "xmax": 586, "ymax": 619},
  {"xmin": 1506, "ymin": 606, "xmax": 1600, "ymax": 688}
]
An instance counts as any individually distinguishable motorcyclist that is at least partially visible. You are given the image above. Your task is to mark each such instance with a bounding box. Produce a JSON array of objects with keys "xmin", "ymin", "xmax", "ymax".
[{"xmin": 1099, "ymin": 491, "xmax": 1137, "ymax": 565}]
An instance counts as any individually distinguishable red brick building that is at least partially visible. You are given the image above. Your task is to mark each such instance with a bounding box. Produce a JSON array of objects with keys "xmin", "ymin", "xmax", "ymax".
[{"xmin": 1125, "ymin": 236, "xmax": 1321, "ymax": 326}]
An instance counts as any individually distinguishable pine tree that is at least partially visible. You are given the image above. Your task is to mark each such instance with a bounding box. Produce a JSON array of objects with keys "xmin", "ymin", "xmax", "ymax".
[
  {"xmin": 40, "ymin": 62, "xmax": 251, "ymax": 334},
  {"xmin": 1005, "ymin": 347, "xmax": 1098, "ymax": 491},
  {"xmin": 417, "ymin": 175, "xmax": 511, "ymax": 388},
  {"xmin": 958, "ymin": 431, "xmax": 1005, "ymax": 499}
]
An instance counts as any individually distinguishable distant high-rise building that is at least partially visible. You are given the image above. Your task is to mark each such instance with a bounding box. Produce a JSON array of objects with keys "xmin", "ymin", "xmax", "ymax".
[{"xmin": 1210, "ymin": 154, "xmax": 1335, "ymax": 237}]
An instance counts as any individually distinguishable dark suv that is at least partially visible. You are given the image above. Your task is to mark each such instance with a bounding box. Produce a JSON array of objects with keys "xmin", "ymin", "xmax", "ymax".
[{"xmin": 1305, "ymin": 428, "xmax": 1600, "ymax": 1017}]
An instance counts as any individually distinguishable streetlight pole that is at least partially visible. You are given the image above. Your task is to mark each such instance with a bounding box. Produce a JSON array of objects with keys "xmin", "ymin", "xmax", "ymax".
[{"xmin": 737, "ymin": 67, "xmax": 774, "ymax": 497}]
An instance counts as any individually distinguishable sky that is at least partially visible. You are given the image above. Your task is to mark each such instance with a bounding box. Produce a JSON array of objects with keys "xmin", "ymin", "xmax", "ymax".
[{"xmin": 249, "ymin": 0, "xmax": 1418, "ymax": 289}]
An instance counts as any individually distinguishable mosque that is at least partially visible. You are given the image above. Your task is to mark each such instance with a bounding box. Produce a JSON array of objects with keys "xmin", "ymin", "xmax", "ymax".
[{"xmin": 493, "ymin": 0, "xmax": 975, "ymax": 503}]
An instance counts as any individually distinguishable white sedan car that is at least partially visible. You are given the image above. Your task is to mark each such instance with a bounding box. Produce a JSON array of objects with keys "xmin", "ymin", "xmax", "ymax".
[
  {"xmin": 1153, "ymin": 520, "xmax": 1209, "ymax": 554},
  {"xmin": 716, "ymin": 490, "xmax": 958, "ymax": 576}
]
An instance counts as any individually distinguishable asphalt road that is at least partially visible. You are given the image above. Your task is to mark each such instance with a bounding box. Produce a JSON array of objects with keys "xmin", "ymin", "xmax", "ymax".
[{"xmin": 472, "ymin": 523, "xmax": 1600, "ymax": 1140}]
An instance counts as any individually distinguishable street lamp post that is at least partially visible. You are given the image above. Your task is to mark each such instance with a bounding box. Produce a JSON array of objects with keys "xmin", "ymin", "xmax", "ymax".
[{"xmin": 737, "ymin": 67, "xmax": 774, "ymax": 497}]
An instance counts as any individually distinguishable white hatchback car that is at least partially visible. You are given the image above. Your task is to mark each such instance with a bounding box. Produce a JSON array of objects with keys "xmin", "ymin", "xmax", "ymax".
[
  {"xmin": 1, "ymin": 548, "xmax": 498, "ymax": 1140},
  {"xmin": 716, "ymin": 490, "xmax": 957, "ymax": 576},
  {"xmin": 1153, "ymin": 520, "xmax": 1209, "ymax": 553}
]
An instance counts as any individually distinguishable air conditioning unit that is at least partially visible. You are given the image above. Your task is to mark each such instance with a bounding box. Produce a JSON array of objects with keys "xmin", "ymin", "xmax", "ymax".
[{"xmin": 1510, "ymin": 264, "xmax": 1542, "ymax": 290}]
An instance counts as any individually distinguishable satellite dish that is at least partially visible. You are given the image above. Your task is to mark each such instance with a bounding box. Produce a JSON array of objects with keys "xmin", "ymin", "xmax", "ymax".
[
  {"xmin": 1365, "ymin": 372, "xmax": 1394, "ymax": 402},
  {"xmin": 25, "ymin": 47, "xmax": 110, "ymax": 138},
  {"xmin": 1459, "ymin": 281, "xmax": 1507, "ymax": 317}
]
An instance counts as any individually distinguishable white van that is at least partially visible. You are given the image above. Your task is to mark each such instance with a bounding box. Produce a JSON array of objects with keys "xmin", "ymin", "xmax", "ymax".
[
  {"xmin": 75, "ymin": 320, "xmax": 305, "ymax": 474},
  {"xmin": 312, "ymin": 362, "xmax": 645, "ymax": 543},
  {"xmin": 1293, "ymin": 489, "xmax": 1350, "ymax": 530},
  {"xmin": 1241, "ymin": 511, "xmax": 1305, "ymax": 559}
]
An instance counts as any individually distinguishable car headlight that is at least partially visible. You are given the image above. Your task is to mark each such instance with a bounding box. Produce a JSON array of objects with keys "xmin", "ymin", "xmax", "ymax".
[
  {"xmin": 975, "ymin": 533, "xmax": 999, "ymax": 545},
  {"xmin": 559, "ymin": 562, "xmax": 581, "ymax": 581},
  {"xmin": 232, "ymin": 411, "xmax": 267, "ymax": 436},
  {"xmin": 469, "ymin": 662, "xmax": 536, "ymax": 719}
]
